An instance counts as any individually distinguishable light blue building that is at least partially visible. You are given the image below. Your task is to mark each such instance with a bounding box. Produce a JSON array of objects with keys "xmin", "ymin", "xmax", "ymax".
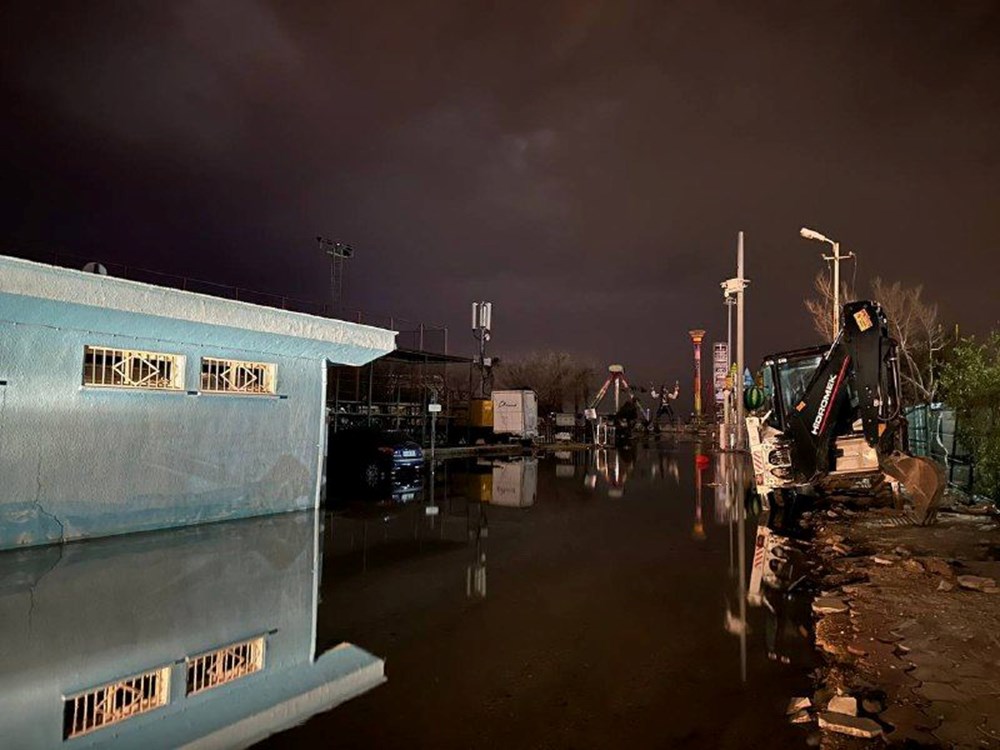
[
  {"xmin": 0, "ymin": 510, "xmax": 385, "ymax": 748},
  {"xmin": 0, "ymin": 255, "xmax": 395, "ymax": 549}
]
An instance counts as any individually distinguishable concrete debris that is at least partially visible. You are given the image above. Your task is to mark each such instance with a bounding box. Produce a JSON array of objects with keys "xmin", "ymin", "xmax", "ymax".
[
  {"xmin": 786, "ymin": 696, "xmax": 812, "ymax": 715},
  {"xmin": 921, "ymin": 556, "xmax": 954, "ymax": 577},
  {"xmin": 788, "ymin": 709, "xmax": 812, "ymax": 724},
  {"xmin": 872, "ymin": 554, "xmax": 899, "ymax": 565},
  {"xmin": 956, "ymin": 574, "xmax": 998, "ymax": 593},
  {"xmin": 798, "ymin": 494, "xmax": 1000, "ymax": 748},
  {"xmin": 812, "ymin": 597, "xmax": 849, "ymax": 615},
  {"xmin": 827, "ymin": 695, "xmax": 857, "ymax": 716},
  {"xmin": 817, "ymin": 712, "xmax": 883, "ymax": 739}
]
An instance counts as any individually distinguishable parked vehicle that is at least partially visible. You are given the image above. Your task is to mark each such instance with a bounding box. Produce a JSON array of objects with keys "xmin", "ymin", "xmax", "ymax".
[{"xmin": 327, "ymin": 427, "xmax": 424, "ymax": 496}]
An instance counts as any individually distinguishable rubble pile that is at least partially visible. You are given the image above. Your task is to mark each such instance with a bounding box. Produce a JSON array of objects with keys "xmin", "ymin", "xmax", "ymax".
[{"xmin": 788, "ymin": 503, "xmax": 1000, "ymax": 747}]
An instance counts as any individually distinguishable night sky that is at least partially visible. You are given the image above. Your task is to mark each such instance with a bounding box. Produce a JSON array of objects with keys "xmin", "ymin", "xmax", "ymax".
[{"xmin": 3, "ymin": 1, "xmax": 999, "ymax": 394}]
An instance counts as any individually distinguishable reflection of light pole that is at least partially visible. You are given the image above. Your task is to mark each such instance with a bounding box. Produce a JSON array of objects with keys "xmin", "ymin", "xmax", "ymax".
[
  {"xmin": 800, "ymin": 227, "xmax": 854, "ymax": 339},
  {"xmin": 722, "ymin": 232, "xmax": 750, "ymax": 449},
  {"xmin": 688, "ymin": 330, "xmax": 706, "ymax": 419}
]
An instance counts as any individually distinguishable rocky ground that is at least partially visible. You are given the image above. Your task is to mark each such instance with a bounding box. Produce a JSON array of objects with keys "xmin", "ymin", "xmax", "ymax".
[{"xmin": 786, "ymin": 496, "xmax": 1000, "ymax": 748}]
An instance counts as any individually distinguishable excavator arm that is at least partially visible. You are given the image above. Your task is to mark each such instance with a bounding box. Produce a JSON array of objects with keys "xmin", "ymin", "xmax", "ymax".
[{"xmin": 780, "ymin": 301, "xmax": 944, "ymax": 524}]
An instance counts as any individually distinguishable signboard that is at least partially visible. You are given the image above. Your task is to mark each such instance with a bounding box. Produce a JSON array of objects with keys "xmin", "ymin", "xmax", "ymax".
[{"xmin": 713, "ymin": 342, "xmax": 729, "ymax": 404}]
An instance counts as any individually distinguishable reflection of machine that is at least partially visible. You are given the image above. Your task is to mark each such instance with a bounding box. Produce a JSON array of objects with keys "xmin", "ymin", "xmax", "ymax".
[
  {"xmin": 588, "ymin": 448, "xmax": 633, "ymax": 497},
  {"xmin": 746, "ymin": 523, "xmax": 815, "ymax": 666},
  {"xmin": 746, "ymin": 300, "xmax": 945, "ymax": 525}
]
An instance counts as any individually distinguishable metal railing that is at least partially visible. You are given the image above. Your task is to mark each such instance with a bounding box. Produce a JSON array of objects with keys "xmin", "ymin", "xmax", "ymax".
[
  {"xmin": 186, "ymin": 636, "xmax": 266, "ymax": 696},
  {"xmin": 63, "ymin": 666, "xmax": 171, "ymax": 739},
  {"xmin": 83, "ymin": 346, "xmax": 185, "ymax": 390},
  {"xmin": 201, "ymin": 357, "xmax": 276, "ymax": 395}
]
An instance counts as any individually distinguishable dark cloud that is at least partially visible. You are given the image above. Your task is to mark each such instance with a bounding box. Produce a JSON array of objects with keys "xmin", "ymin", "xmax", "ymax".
[{"xmin": 2, "ymin": 0, "xmax": 999, "ymax": 401}]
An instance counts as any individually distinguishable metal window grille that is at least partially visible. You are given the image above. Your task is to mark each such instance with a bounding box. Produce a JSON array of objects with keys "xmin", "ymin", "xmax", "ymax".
[
  {"xmin": 63, "ymin": 666, "xmax": 171, "ymax": 740},
  {"xmin": 83, "ymin": 346, "xmax": 184, "ymax": 391},
  {"xmin": 200, "ymin": 358, "xmax": 276, "ymax": 395},
  {"xmin": 186, "ymin": 636, "xmax": 266, "ymax": 696}
]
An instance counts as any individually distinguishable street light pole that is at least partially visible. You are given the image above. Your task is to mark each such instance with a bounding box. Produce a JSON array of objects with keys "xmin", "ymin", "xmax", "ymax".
[
  {"xmin": 736, "ymin": 231, "xmax": 745, "ymax": 449},
  {"xmin": 720, "ymin": 232, "xmax": 750, "ymax": 449},
  {"xmin": 800, "ymin": 227, "xmax": 854, "ymax": 339}
]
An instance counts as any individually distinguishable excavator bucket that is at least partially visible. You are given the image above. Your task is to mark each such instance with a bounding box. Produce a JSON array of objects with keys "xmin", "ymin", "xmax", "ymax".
[{"xmin": 880, "ymin": 453, "xmax": 947, "ymax": 525}]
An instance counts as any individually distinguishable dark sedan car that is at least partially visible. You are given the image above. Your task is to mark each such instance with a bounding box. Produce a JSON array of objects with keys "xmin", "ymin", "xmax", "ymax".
[{"xmin": 327, "ymin": 426, "xmax": 424, "ymax": 496}]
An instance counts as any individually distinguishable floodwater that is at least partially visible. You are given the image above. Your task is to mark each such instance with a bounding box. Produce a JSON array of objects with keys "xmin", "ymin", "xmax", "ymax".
[
  {"xmin": 0, "ymin": 440, "xmax": 815, "ymax": 749},
  {"xmin": 274, "ymin": 439, "xmax": 816, "ymax": 749}
]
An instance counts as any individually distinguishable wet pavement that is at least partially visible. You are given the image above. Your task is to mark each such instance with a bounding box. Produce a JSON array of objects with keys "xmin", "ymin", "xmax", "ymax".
[
  {"xmin": 0, "ymin": 440, "xmax": 816, "ymax": 748},
  {"xmin": 269, "ymin": 440, "xmax": 814, "ymax": 748}
]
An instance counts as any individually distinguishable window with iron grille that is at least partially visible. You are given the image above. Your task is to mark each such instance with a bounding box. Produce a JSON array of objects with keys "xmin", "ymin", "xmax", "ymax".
[
  {"xmin": 200, "ymin": 358, "xmax": 276, "ymax": 395},
  {"xmin": 186, "ymin": 636, "xmax": 266, "ymax": 696},
  {"xmin": 63, "ymin": 666, "xmax": 171, "ymax": 740},
  {"xmin": 83, "ymin": 346, "xmax": 185, "ymax": 391}
]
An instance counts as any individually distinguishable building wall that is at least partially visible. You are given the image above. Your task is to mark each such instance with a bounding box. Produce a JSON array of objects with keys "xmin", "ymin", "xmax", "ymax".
[{"xmin": 0, "ymin": 316, "xmax": 326, "ymax": 548}]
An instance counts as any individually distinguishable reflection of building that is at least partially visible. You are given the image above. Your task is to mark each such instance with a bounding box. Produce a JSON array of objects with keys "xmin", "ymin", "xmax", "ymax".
[
  {"xmin": 0, "ymin": 255, "xmax": 394, "ymax": 549},
  {"xmin": 0, "ymin": 512, "xmax": 383, "ymax": 748}
]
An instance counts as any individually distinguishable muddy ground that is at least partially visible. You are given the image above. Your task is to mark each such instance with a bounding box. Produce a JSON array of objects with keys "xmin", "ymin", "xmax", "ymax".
[{"xmin": 794, "ymin": 496, "xmax": 1000, "ymax": 748}]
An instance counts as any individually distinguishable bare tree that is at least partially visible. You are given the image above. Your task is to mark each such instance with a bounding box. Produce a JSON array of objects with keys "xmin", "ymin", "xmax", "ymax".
[
  {"xmin": 496, "ymin": 352, "xmax": 597, "ymax": 414},
  {"xmin": 804, "ymin": 270, "xmax": 855, "ymax": 341},
  {"xmin": 870, "ymin": 277, "xmax": 945, "ymax": 404}
]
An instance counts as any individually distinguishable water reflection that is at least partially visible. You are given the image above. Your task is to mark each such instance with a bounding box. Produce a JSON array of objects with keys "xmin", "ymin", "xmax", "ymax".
[
  {"xmin": 0, "ymin": 512, "xmax": 384, "ymax": 749},
  {"xmin": 586, "ymin": 447, "xmax": 636, "ymax": 497},
  {"xmin": 713, "ymin": 449, "xmax": 817, "ymax": 677}
]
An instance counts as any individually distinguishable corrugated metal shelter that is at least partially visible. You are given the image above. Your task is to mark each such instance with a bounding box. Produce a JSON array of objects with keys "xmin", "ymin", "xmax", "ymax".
[{"xmin": 0, "ymin": 255, "xmax": 395, "ymax": 549}]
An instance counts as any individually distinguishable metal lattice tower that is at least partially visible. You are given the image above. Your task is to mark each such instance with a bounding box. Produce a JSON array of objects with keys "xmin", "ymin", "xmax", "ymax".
[{"xmin": 317, "ymin": 236, "xmax": 354, "ymax": 314}]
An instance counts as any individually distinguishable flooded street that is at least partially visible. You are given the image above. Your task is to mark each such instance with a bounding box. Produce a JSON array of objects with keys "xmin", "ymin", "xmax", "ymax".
[
  {"xmin": 0, "ymin": 440, "xmax": 815, "ymax": 748},
  {"xmin": 272, "ymin": 440, "xmax": 815, "ymax": 748}
]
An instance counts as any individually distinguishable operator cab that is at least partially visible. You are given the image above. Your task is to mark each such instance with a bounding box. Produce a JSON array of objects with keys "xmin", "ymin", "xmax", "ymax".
[{"xmin": 761, "ymin": 345, "xmax": 829, "ymax": 432}]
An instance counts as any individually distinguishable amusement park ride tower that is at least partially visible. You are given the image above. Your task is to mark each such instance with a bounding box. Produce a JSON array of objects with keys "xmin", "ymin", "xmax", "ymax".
[{"xmin": 688, "ymin": 329, "xmax": 706, "ymax": 419}]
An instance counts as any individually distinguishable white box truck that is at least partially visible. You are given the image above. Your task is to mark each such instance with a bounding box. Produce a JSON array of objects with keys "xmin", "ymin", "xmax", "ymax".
[{"xmin": 491, "ymin": 389, "xmax": 538, "ymax": 441}]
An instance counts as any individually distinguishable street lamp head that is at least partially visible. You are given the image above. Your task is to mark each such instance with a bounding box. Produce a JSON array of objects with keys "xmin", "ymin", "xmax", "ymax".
[{"xmin": 800, "ymin": 227, "xmax": 831, "ymax": 243}]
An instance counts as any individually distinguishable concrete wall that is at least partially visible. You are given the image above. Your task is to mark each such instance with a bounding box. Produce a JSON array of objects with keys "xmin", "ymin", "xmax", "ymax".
[
  {"xmin": 0, "ymin": 315, "xmax": 327, "ymax": 547},
  {"xmin": 0, "ymin": 256, "xmax": 395, "ymax": 548}
]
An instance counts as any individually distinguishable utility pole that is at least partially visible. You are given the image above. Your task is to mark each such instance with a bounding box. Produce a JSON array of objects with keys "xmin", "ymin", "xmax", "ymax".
[{"xmin": 826, "ymin": 240, "xmax": 848, "ymax": 339}]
